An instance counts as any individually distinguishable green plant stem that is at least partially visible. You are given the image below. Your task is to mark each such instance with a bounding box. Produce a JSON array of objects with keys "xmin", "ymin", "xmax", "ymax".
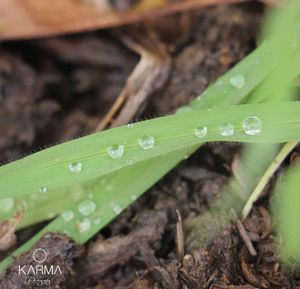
[{"xmin": 241, "ymin": 141, "xmax": 298, "ymax": 218}]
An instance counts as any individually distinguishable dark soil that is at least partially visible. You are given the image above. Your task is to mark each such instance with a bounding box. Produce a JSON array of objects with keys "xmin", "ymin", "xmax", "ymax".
[{"xmin": 1, "ymin": 2, "xmax": 300, "ymax": 289}]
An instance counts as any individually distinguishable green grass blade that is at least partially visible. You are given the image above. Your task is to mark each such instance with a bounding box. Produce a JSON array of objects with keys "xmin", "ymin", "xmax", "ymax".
[
  {"xmin": 186, "ymin": 0, "xmax": 300, "ymax": 250},
  {"xmin": 1, "ymin": 102, "xmax": 300, "ymax": 202},
  {"xmin": 241, "ymin": 141, "xmax": 298, "ymax": 218},
  {"xmin": 2, "ymin": 101, "xmax": 300, "ymax": 271},
  {"xmin": 273, "ymin": 162, "xmax": 300, "ymax": 266},
  {"xmin": 1, "ymin": 38, "xmax": 280, "ymax": 228},
  {"xmin": 2, "ymin": 6, "xmax": 300, "ymax": 271}
]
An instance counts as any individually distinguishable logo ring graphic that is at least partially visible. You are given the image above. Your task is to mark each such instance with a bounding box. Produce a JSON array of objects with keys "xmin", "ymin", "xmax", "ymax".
[{"xmin": 32, "ymin": 248, "xmax": 47, "ymax": 263}]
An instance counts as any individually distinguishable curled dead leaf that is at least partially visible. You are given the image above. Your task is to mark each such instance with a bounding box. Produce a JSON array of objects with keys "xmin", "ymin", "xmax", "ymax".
[
  {"xmin": 0, "ymin": 210, "xmax": 24, "ymax": 251},
  {"xmin": 0, "ymin": 0, "xmax": 248, "ymax": 40}
]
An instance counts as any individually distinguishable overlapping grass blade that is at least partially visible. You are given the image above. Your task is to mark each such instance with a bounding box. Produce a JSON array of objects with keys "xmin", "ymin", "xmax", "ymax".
[
  {"xmin": 0, "ymin": 37, "xmax": 292, "ymax": 226},
  {"xmin": 186, "ymin": 0, "xmax": 300, "ymax": 250},
  {"xmin": 2, "ymin": 0, "xmax": 300, "ymax": 270},
  {"xmin": 1, "ymin": 102, "xmax": 300, "ymax": 203}
]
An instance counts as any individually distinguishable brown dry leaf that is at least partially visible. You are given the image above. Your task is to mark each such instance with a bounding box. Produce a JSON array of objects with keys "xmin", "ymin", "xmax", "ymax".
[
  {"xmin": 0, "ymin": 210, "xmax": 24, "ymax": 251},
  {"xmin": 0, "ymin": 0, "xmax": 248, "ymax": 40}
]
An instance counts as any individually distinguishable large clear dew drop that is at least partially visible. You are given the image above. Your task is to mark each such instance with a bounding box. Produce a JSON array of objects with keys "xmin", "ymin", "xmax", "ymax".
[
  {"xmin": 107, "ymin": 144, "xmax": 124, "ymax": 159},
  {"xmin": 39, "ymin": 186, "xmax": 48, "ymax": 194},
  {"xmin": 229, "ymin": 74, "xmax": 246, "ymax": 89},
  {"xmin": 194, "ymin": 126, "xmax": 208, "ymax": 138},
  {"xmin": 138, "ymin": 135, "xmax": 155, "ymax": 150},
  {"xmin": 219, "ymin": 123, "xmax": 234, "ymax": 136},
  {"xmin": 78, "ymin": 199, "xmax": 96, "ymax": 216},
  {"xmin": 243, "ymin": 116, "xmax": 262, "ymax": 135},
  {"xmin": 68, "ymin": 162, "xmax": 83, "ymax": 174},
  {"xmin": 112, "ymin": 203, "xmax": 122, "ymax": 215},
  {"xmin": 77, "ymin": 218, "xmax": 91, "ymax": 233},
  {"xmin": 61, "ymin": 210, "xmax": 74, "ymax": 222}
]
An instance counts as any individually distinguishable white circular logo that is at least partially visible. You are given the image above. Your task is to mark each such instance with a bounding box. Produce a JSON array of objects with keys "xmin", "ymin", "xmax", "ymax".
[{"xmin": 32, "ymin": 248, "xmax": 47, "ymax": 263}]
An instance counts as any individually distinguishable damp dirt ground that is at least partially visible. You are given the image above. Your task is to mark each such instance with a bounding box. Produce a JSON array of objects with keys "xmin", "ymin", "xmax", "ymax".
[{"xmin": 1, "ymin": 2, "xmax": 300, "ymax": 289}]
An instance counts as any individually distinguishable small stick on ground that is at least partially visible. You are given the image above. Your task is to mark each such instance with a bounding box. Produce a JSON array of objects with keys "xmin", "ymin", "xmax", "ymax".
[
  {"xmin": 236, "ymin": 217, "xmax": 257, "ymax": 257},
  {"xmin": 176, "ymin": 209, "xmax": 185, "ymax": 262}
]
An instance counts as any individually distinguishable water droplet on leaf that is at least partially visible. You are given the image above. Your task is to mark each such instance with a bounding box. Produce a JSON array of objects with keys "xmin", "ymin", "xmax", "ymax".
[
  {"xmin": 243, "ymin": 116, "xmax": 262, "ymax": 135},
  {"xmin": 112, "ymin": 203, "xmax": 122, "ymax": 215},
  {"xmin": 220, "ymin": 123, "xmax": 234, "ymax": 136},
  {"xmin": 68, "ymin": 162, "xmax": 82, "ymax": 174},
  {"xmin": 39, "ymin": 186, "xmax": 48, "ymax": 194},
  {"xmin": 93, "ymin": 217, "xmax": 101, "ymax": 225},
  {"xmin": 107, "ymin": 144, "xmax": 124, "ymax": 159},
  {"xmin": 78, "ymin": 199, "xmax": 96, "ymax": 216},
  {"xmin": 138, "ymin": 135, "xmax": 155, "ymax": 150},
  {"xmin": 229, "ymin": 74, "xmax": 246, "ymax": 89},
  {"xmin": 77, "ymin": 218, "xmax": 91, "ymax": 232},
  {"xmin": 61, "ymin": 210, "xmax": 74, "ymax": 222},
  {"xmin": 194, "ymin": 126, "xmax": 208, "ymax": 138}
]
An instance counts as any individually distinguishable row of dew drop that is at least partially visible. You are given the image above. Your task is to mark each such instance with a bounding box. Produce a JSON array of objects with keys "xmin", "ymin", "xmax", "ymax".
[
  {"xmin": 0, "ymin": 186, "xmax": 137, "ymax": 235},
  {"xmin": 107, "ymin": 114, "xmax": 261, "ymax": 161},
  {"xmin": 0, "ymin": 74, "xmax": 258, "ymax": 232},
  {"xmin": 0, "ymin": 114, "xmax": 260, "ymax": 229},
  {"xmin": 60, "ymin": 193, "xmax": 135, "ymax": 233},
  {"xmin": 0, "ymin": 115, "xmax": 260, "ymax": 212},
  {"xmin": 1, "ymin": 73, "xmax": 250, "ymax": 198}
]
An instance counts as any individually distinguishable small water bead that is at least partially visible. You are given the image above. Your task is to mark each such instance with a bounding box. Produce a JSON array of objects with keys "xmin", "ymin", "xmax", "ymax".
[
  {"xmin": 194, "ymin": 126, "xmax": 208, "ymax": 138},
  {"xmin": 229, "ymin": 74, "xmax": 246, "ymax": 89},
  {"xmin": 242, "ymin": 116, "xmax": 262, "ymax": 135},
  {"xmin": 138, "ymin": 135, "xmax": 155, "ymax": 150},
  {"xmin": 130, "ymin": 194, "xmax": 138, "ymax": 201},
  {"xmin": 68, "ymin": 162, "xmax": 83, "ymax": 174},
  {"xmin": 77, "ymin": 218, "xmax": 91, "ymax": 233},
  {"xmin": 61, "ymin": 210, "xmax": 74, "ymax": 222},
  {"xmin": 78, "ymin": 199, "xmax": 96, "ymax": 216},
  {"xmin": 93, "ymin": 217, "xmax": 101, "ymax": 225},
  {"xmin": 107, "ymin": 144, "xmax": 124, "ymax": 159},
  {"xmin": 126, "ymin": 159, "xmax": 133, "ymax": 165},
  {"xmin": 112, "ymin": 203, "xmax": 122, "ymax": 215},
  {"xmin": 127, "ymin": 123, "xmax": 134, "ymax": 128},
  {"xmin": 39, "ymin": 186, "xmax": 48, "ymax": 194},
  {"xmin": 219, "ymin": 123, "xmax": 234, "ymax": 136},
  {"xmin": 0, "ymin": 198, "xmax": 15, "ymax": 213}
]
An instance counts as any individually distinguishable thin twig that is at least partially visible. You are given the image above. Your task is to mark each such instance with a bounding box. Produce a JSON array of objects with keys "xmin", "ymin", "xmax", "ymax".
[{"xmin": 237, "ymin": 219, "xmax": 257, "ymax": 256}]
